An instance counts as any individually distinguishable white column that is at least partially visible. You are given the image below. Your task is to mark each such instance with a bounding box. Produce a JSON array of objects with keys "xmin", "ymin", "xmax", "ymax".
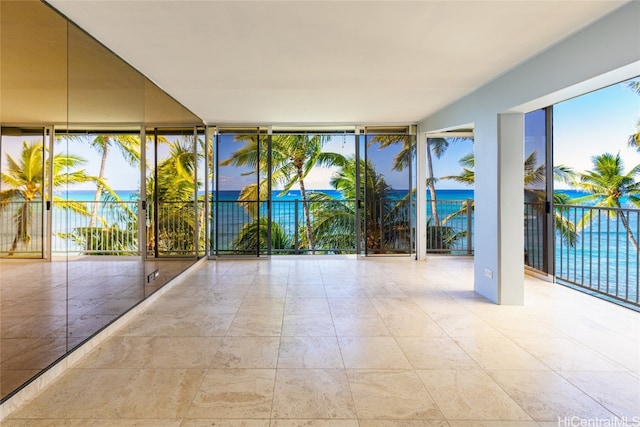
[
  {"xmin": 415, "ymin": 128, "xmax": 427, "ymax": 260},
  {"xmin": 473, "ymin": 112, "xmax": 524, "ymax": 304}
]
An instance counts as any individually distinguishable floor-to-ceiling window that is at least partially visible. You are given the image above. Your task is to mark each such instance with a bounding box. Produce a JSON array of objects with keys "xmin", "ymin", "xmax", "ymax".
[
  {"xmin": 362, "ymin": 127, "xmax": 416, "ymax": 256},
  {"xmin": 524, "ymin": 108, "xmax": 553, "ymax": 275},
  {"xmin": 425, "ymin": 133, "xmax": 475, "ymax": 255},
  {"xmin": 214, "ymin": 128, "xmax": 265, "ymax": 256}
]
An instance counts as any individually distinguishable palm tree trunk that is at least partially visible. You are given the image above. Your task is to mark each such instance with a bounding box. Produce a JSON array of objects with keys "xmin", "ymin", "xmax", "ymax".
[
  {"xmin": 426, "ymin": 139, "xmax": 440, "ymax": 226},
  {"xmin": 617, "ymin": 208, "xmax": 640, "ymax": 253},
  {"xmin": 296, "ymin": 167, "xmax": 315, "ymax": 254},
  {"xmin": 89, "ymin": 148, "xmax": 108, "ymax": 227},
  {"xmin": 8, "ymin": 202, "xmax": 29, "ymax": 256}
]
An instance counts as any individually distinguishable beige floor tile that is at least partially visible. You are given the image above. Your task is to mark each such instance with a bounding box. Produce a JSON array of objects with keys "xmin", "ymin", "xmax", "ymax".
[
  {"xmin": 141, "ymin": 297, "xmax": 201, "ymax": 316},
  {"xmin": 209, "ymin": 285, "xmax": 252, "ymax": 299},
  {"xmin": 117, "ymin": 313, "xmax": 234, "ymax": 337},
  {"xmin": 239, "ymin": 297, "xmax": 286, "ymax": 311},
  {"xmin": 324, "ymin": 285, "xmax": 368, "ymax": 298},
  {"xmin": 339, "ymin": 337, "xmax": 411, "ymax": 369},
  {"xmin": 417, "ymin": 369, "xmax": 531, "ymax": 421},
  {"xmin": 8, "ymin": 368, "xmax": 136, "ymax": 419},
  {"xmin": 186, "ymin": 369, "xmax": 276, "ymax": 419},
  {"xmin": 91, "ymin": 420, "xmax": 183, "ymax": 426},
  {"xmin": 396, "ymin": 337, "xmax": 478, "ymax": 370},
  {"xmin": 270, "ymin": 420, "xmax": 359, "ymax": 427},
  {"xmin": 488, "ymin": 370, "xmax": 616, "ymax": 421},
  {"xmin": 180, "ymin": 420, "xmax": 269, "ymax": 427},
  {"xmin": 271, "ymin": 369, "xmax": 356, "ymax": 419},
  {"xmin": 99, "ymin": 368, "xmax": 206, "ymax": 419},
  {"xmin": 333, "ymin": 315, "xmax": 391, "ymax": 337},
  {"xmin": 454, "ymin": 336, "xmax": 549, "ymax": 371},
  {"xmin": 281, "ymin": 314, "xmax": 336, "ymax": 336},
  {"xmin": 245, "ymin": 284, "xmax": 288, "ymax": 298},
  {"xmin": 328, "ymin": 298, "xmax": 379, "ymax": 317},
  {"xmin": 347, "ymin": 370, "xmax": 443, "ymax": 420},
  {"xmin": 278, "ymin": 336, "xmax": 344, "ymax": 368},
  {"xmin": 511, "ymin": 337, "xmax": 622, "ymax": 371},
  {"xmin": 211, "ymin": 337, "xmax": 280, "ymax": 368},
  {"xmin": 80, "ymin": 336, "xmax": 222, "ymax": 369},
  {"xmin": 558, "ymin": 370, "xmax": 640, "ymax": 420},
  {"xmin": 189, "ymin": 297, "xmax": 244, "ymax": 315},
  {"xmin": 446, "ymin": 422, "xmax": 539, "ymax": 427},
  {"xmin": 369, "ymin": 297, "xmax": 426, "ymax": 317},
  {"xmin": 284, "ymin": 297, "xmax": 331, "ymax": 315},
  {"xmin": 433, "ymin": 313, "xmax": 503, "ymax": 337},
  {"xmin": 0, "ymin": 420, "xmax": 92, "ymax": 426},
  {"xmin": 4, "ymin": 257, "xmax": 639, "ymax": 426},
  {"xmin": 380, "ymin": 312, "xmax": 446, "ymax": 337},
  {"xmin": 286, "ymin": 286, "xmax": 326, "ymax": 297},
  {"xmin": 226, "ymin": 314, "xmax": 283, "ymax": 337},
  {"xmin": 358, "ymin": 421, "xmax": 449, "ymax": 427}
]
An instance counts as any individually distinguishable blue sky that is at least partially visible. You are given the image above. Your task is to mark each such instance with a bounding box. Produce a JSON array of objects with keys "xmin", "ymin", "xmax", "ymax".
[
  {"xmin": 553, "ymin": 78, "xmax": 639, "ymax": 188},
  {"xmin": 4, "ymin": 78, "xmax": 637, "ymax": 193}
]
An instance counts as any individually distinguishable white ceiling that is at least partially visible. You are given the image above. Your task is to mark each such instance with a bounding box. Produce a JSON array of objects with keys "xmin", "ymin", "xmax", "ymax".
[{"xmin": 46, "ymin": 0, "xmax": 628, "ymax": 125}]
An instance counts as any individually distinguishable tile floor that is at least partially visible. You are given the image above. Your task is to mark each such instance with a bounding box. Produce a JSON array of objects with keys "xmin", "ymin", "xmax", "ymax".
[
  {"xmin": 1, "ymin": 258, "xmax": 196, "ymax": 398},
  {"xmin": 3, "ymin": 256, "xmax": 640, "ymax": 426}
]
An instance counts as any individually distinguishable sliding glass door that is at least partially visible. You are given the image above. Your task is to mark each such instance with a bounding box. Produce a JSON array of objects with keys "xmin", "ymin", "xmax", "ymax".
[
  {"xmin": 0, "ymin": 127, "xmax": 48, "ymax": 258},
  {"xmin": 215, "ymin": 128, "xmax": 268, "ymax": 256},
  {"xmin": 362, "ymin": 127, "xmax": 415, "ymax": 256},
  {"xmin": 524, "ymin": 108, "xmax": 553, "ymax": 274}
]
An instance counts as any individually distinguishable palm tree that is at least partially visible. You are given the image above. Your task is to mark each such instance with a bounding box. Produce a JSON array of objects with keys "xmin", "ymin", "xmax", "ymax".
[
  {"xmin": 233, "ymin": 217, "xmax": 292, "ymax": 254},
  {"xmin": 72, "ymin": 134, "xmax": 141, "ymax": 227},
  {"xmin": 626, "ymin": 80, "xmax": 640, "ymax": 150},
  {"xmin": 222, "ymin": 134, "xmax": 345, "ymax": 254},
  {"xmin": 375, "ymin": 135, "xmax": 469, "ymax": 226},
  {"xmin": 571, "ymin": 152, "xmax": 640, "ymax": 252},
  {"xmin": 147, "ymin": 137, "xmax": 202, "ymax": 255},
  {"xmin": 0, "ymin": 141, "xmax": 97, "ymax": 256},
  {"xmin": 305, "ymin": 156, "xmax": 398, "ymax": 254},
  {"xmin": 442, "ymin": 151, "xmax": 578, "ymax": 246}
]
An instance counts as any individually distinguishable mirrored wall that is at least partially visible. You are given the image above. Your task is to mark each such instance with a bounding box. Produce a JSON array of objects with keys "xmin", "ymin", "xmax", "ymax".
[{"xmin": 0, "ymin": 0, "xmax": 204, "ymax": 401}]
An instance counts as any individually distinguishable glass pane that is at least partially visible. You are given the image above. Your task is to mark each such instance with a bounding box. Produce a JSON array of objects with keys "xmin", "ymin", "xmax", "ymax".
[
  {"xmin": 216, "ymin": 130, "xmax": 261, "ymax": 255},
  {"xmin": 0, "ymin": 128, "xmax": 46, "ymax": 257},
  {"xmin": 524, "ymin": 109, "xmax": 549, "ymax": 273},
  {"xmin": 145, "ymin": 128, "xmax": 200, "ymax": 294},
  {"xmin": 148, "ymin": 129, "xmax": 198, "ymax": 257},
  {"xmin": 270, "ymin": 132, "xmax": 356, "ymax": 255},
  {"xmin": 364, "ymin": 133, "xmax": 415, "ymax": 255},
  {"xmin": 426, "ymin": 136, "xmax": 475, "ymax": 255}
]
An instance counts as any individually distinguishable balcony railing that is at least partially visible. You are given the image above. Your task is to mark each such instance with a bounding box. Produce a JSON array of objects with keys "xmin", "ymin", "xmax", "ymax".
[
  {"xmin": 426, "ymin": 199, "xmax": 474, "ymax": 254},
  {"xmin": 0, "ymin": 200, "xmax": 44, "ymax": 257},
  {"xmin": 53, "ymin": 200, "xmax": 139, "ymax": 255},
  {"xmin": 214, "ymin": 199, "xmax": 357, "ymax": 255},
  {"xmin": 555, "ymin": 204, "xmax": 639, "ymax": 307}
]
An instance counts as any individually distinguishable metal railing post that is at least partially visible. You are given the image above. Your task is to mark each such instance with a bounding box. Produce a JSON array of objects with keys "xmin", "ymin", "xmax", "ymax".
[
  {"xmin": 466, "ymin": 198, "xmax": 473, "ymax": 255},
  {"xmin": 294, "ymin": 199, "xmax": 299, "ymax": 254}
]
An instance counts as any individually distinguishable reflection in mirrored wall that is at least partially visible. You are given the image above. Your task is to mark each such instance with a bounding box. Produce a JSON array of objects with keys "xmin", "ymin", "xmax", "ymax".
[{"xmin": 0, "ymin": 0, "xmax": 203, "ymax": 402}]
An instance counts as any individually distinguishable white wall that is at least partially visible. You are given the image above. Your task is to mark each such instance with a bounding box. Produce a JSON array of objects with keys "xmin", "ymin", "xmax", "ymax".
[{"xmin": 418, "ymin": 2, "xmax": 640, "ymax": 304}]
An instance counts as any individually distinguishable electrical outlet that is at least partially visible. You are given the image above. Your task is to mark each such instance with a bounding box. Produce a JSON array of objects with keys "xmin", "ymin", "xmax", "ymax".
[
  {"xmin": 147, "ymin": 269, "xmax": 160, "ymax": 283},
  {"xmin": 484, "ymin": 268, "xmax": 493, "ymax": 279}
]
